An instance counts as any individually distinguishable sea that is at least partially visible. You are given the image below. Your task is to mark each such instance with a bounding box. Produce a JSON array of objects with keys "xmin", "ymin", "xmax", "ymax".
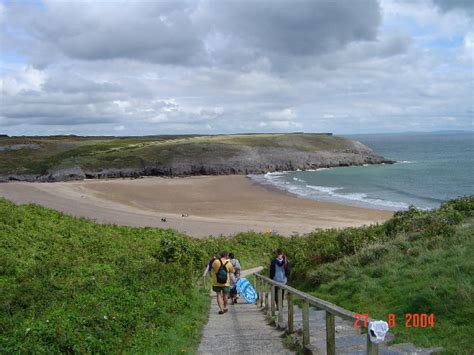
[{"xmin": 249, "ymin": 132, "xmax": 474, "ymax": 211}]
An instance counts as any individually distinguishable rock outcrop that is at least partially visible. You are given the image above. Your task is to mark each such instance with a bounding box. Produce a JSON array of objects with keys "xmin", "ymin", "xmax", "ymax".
[{"xmin": 0, "ymin": 138, "xmax": 394, "ymax": 183}]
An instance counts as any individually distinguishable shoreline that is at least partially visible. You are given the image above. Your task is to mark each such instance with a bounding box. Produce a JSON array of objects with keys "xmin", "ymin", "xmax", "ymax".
[
  {"xmin": 247, "ymin": 171, "xmax": 404, "ymax": 212},
  {"xmin": 0, "ymin": 175, "xmax": 393, "ymax": 238}
]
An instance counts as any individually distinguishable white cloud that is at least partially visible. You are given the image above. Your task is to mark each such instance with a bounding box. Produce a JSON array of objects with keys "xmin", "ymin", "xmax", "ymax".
[
  {"xmin": 264, "ymin": 108, "xmax": 297, "ymax": 121},
  {"xmin": 1, "ymin": 66, "xmax": 46, "ymax": 95}
]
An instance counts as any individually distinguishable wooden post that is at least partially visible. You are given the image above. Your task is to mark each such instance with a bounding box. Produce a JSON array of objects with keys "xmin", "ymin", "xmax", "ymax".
[
  {"xmin": 287, "ymin": 293, "xmax": 294, "ymax": 333},
  {"xmin": 326, "ymin": 312, "xmax": 336, "ymax": 355},
  {"xmin": 271, "ymin": 286, "xmax": 276, "ymax": 317},
  {"xmin": 302, "ymin": 301, "xmax": 310, "ymax": 347},
  {"xmin": 255, "ymin": 278, "xmax": 260, "ymax": 306},
  {"xmin": 277, "ymin": 288, "xmax": 283, "ymax": 324},
  {"xmin": 366, "ymin": 330, "xmax": 379, "ymax": 355},
  {"xmin": 265, "ymin": 292, "xmax": 270, "ymax": 315}
]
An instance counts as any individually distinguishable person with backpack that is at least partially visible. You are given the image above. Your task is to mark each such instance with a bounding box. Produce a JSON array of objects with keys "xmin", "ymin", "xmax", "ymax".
[
  {"xmin": 211, "ymin": 251, "xmax": 234, "ymax": 315},
  {"xmin": 270, "ymin": 249, "xmax": 290, "ymax": 309}
]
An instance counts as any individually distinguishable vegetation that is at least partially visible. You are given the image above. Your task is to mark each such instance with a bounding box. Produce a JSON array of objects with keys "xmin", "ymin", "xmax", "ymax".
[
  {"xmin": 0, "ymin": 133, "xmax": 349, "ymax": 176},
  {"xmin": 0, "ymin": 198, "xmax": 281, "ymax": 353},
  {"xmin": 1, "ymin": 196, "xmax": 472, "ymax": 353},
  {"xmin": 286, "ymin": 197, "xmax": 474, "ymax": 354}
]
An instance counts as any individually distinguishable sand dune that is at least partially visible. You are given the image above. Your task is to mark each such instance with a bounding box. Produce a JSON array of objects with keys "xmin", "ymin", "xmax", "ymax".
[{"xmin": 0, "ymin": 176, "xmax": 392, "ymax": 238}]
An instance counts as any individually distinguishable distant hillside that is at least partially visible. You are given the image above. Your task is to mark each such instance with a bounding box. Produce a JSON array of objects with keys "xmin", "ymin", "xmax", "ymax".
[{"xmin": 0, "ymin": 133, "xmax": 393, "ymax": 182}]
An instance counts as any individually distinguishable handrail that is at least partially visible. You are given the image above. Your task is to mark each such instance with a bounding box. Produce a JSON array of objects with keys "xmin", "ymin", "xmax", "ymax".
[
  {"xmin": 254, "ymin": 273, "xmax": 381, "ymax": 355},
  {"xmin": 255, "ymin": 273, "xmax": 371, "ymax": 323},
  {"xmin": 202, "ymin": 266, "xmax": 209, "ymax": 288}
]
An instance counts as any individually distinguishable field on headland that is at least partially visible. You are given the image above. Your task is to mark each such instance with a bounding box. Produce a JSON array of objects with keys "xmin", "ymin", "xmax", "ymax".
[
  {"xmin": 0, "ymin": 133, "xmax": 391, "ymax": 182},
  {"xmin": 0, "ymin": 176, "xmax": 392, "ymax": 237},
  {"xmin": 1, "ymin": 196, "xmax": 472, "ymax": 353}
]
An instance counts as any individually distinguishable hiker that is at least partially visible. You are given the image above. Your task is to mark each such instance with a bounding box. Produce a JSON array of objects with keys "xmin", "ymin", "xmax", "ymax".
[
  {"xmin": 229, "ymin": 253, "xmax": 241, "ymax": 304},
  {"xmin": 211, "ymin": 251, "xmax": 234, "ymax": 314},
  {"xmin": 229, "ymin": 253, "xmax": 241, "ymax": 274},
  {"xmin": 270, "ymin": 249, "xmax": 290, "ymax": 309},
  {"xmin": 207, "ymin": 255, "xmax": 217, "ymax": 272}
]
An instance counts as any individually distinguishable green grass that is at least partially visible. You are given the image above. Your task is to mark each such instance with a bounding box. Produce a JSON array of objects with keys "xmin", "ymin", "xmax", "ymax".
[
  {"xmin": 0, "ymin": 202, "xmax": 210, "ymax": 353},
  {"xmin": 287, "ymin": 198, "xmax": 474, "ymax": 354},
  {"xmin": 1, "ymin": 196, "xmax": 472, "ymax": 353},
  {"xmin": 0, "ymin": 198, "xmax": 282, "ymax": 353},
  {"xmin": 0, "ymin": 133, "xmax": 354, "ymax": 175}
]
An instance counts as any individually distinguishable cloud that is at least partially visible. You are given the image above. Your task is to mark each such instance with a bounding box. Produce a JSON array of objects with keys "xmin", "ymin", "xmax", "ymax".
[
  {"xmin": 198, "ymin": 0, "xmax": 381, "ymax": 70},
  {"xmin": 1, "ymin": 66, "xmax": 46, "ymax": 95},
  {"xmin": 432, "ymin": 0, "xmax": 474, "ymax": 17},
  {"xmin": 16, "ymin": 1, "xmax": 204, "ymax": 65},
  {"xmin": 5, "ymin": 0, "xmax": 381, "ymax": 71},
  {"xmin": 0, "ymin": 0, "xmax": 472, "ymax": 135},
  {"xmin": 264, "ymin": 108, "xmax": 297, "ymax": 121}
]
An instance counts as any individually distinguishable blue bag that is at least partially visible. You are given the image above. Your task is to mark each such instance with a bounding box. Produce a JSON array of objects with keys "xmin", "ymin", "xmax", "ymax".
[{"xmin": 236, "ymin": 278, "xmax": 258, "ymax": 304}]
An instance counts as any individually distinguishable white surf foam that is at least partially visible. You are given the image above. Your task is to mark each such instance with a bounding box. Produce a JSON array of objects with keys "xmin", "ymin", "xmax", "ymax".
[{"xmin": 248, "ymin": 173, "xmax": 410, "ymax": 211}]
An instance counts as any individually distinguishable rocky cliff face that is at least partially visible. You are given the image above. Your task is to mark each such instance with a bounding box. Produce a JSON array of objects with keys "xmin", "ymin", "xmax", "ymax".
[{"xmin": 0, "ymin": 139, "xmax": 393, "ymax": 182}]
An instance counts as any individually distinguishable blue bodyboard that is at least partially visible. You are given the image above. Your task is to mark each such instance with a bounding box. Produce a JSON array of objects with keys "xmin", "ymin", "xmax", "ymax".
[{"xmin": 236, "ymin": 278, "xmax": 258, "ymax": 304}]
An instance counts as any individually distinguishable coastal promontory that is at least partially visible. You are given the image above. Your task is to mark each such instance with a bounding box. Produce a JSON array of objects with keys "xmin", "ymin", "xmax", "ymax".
[{"xmin": 0, "ymin": 133, "xmax": 393, "ymax": 182}]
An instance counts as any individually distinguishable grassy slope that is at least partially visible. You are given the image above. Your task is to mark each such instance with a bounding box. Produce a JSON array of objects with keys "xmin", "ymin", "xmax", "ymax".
[
  {"xmin": 1, "ymin": 196, "xmax": 472, "ymax": 353},
  {"xmin": 286, "ymin": 198, "xmax": 474, "ymax": 354},
  {"xmin": 0, "ymin": 198, "xmax": 281, "ymax": 353},
  {"xmin": 0, "ymin": 134, "xmax": 354, "ymax": 175}
]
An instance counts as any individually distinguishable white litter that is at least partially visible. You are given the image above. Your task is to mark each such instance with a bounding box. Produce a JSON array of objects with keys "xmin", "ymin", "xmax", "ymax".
[{"xmin": 368, "ymin": 320, "xmax": 389, "ymax": 344}]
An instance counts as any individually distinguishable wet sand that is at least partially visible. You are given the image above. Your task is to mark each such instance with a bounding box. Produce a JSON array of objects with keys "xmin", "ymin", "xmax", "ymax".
[{"xmin": 0, "ymin": 176, "xmax": 393, "ymax": 238}]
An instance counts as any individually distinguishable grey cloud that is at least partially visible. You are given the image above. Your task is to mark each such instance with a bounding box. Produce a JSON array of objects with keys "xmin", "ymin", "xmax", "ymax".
[
  {"xmin": 12, "ymin": 1, "xmax": 205, "ymax": 65},
  {"xmin": 432, "ymin": 0, "xmax": 474, "ymax": 17},
  {"xmin": 6, "ymin": 0, "xmax": 382, "ymax": 70},
  {"xmin": 317, "ymin": 35, "xmax": 412, "ymax": 70},
  {"xmin": 204, "ymin": 0, "xmax": 380, "ymax": 56},
  {"xmin": 42, "ymin": 76, "xmax": 123, "ymax": 94},
  {"xmin": 1, "ymin": 115, "xmax": 117, "ymax": 127}
]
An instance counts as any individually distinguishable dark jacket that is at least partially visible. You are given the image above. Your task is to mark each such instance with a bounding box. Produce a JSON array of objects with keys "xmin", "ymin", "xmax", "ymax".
[{"xmin": 270, "ymin": 257, "xmax": 290, "ymax": 280}]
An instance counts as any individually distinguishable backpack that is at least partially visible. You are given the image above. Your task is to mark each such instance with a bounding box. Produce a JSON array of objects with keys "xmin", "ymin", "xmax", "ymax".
[{"xmin": 216, "ymin": 259, "xmax": 229, "ymax": 284}]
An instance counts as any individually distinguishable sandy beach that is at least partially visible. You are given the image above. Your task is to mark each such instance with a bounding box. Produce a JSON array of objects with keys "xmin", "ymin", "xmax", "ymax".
[{"xmin": 0, "ymin": 176, "xmax": 393, "ymax": 238}]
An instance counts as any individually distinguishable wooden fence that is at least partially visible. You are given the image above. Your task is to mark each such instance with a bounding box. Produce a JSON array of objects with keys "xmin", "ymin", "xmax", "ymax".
[{"xmin": 254, "ymin": 273, "xmax": 381, "ymax": 355}]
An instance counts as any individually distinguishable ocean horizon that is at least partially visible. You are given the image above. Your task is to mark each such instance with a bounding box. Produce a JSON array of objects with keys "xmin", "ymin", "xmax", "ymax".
[{"xmin": 249, "ymin": 132, "xmax": 474, "ymax": 211}]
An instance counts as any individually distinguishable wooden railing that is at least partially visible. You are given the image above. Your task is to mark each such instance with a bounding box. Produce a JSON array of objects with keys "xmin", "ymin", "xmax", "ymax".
[
  {"xmin": 254, "ymin": 273, "xmax": 381, "ymax": 355},
  {"xmin": 202, "ymin": 266, "xmax": 210, "ymax": 288}
]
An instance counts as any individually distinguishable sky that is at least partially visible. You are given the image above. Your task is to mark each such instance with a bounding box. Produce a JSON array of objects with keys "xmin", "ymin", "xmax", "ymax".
[{"xmin": 0, "ymin": 0, "xmax": 473, "ymax": 136}]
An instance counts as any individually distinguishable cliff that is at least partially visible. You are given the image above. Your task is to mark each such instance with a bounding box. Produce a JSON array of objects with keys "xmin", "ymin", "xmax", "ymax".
[{"xmin": 0, "ymin": 133, "xmax": 394, "ymax": 182}]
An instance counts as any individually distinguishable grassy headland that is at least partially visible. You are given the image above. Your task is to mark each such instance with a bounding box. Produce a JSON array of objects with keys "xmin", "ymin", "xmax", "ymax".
[
  {"xmin": 1, "ymin": 196, "xmax": 472, "ymax": 353},
  {"xmin": 0, "ymin": 133, "xmax": 390, "ymax": 181}
]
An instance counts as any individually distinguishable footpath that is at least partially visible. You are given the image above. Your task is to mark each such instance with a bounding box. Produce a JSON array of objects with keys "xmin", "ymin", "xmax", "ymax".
[
  {"xmin": 197, "ymin": 267, "xmax": 293, "ymax": 355},
  {"xmin": 198, "ymin": 268, "xmax": 442, "ymax": 354}
]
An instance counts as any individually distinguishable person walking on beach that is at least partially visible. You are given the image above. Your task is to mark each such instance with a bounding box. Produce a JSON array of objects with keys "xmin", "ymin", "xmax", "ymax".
[
  {"xmin": 229, "ymin": 253, "xmax": 241, "ymax": 304},
  {"xmin": 211, "ymin": 251, "xmax": 234, "ymax": 314},
  {"xmin": 270, "ymin": 249, "xmax": 290, "ymax": 309}
]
